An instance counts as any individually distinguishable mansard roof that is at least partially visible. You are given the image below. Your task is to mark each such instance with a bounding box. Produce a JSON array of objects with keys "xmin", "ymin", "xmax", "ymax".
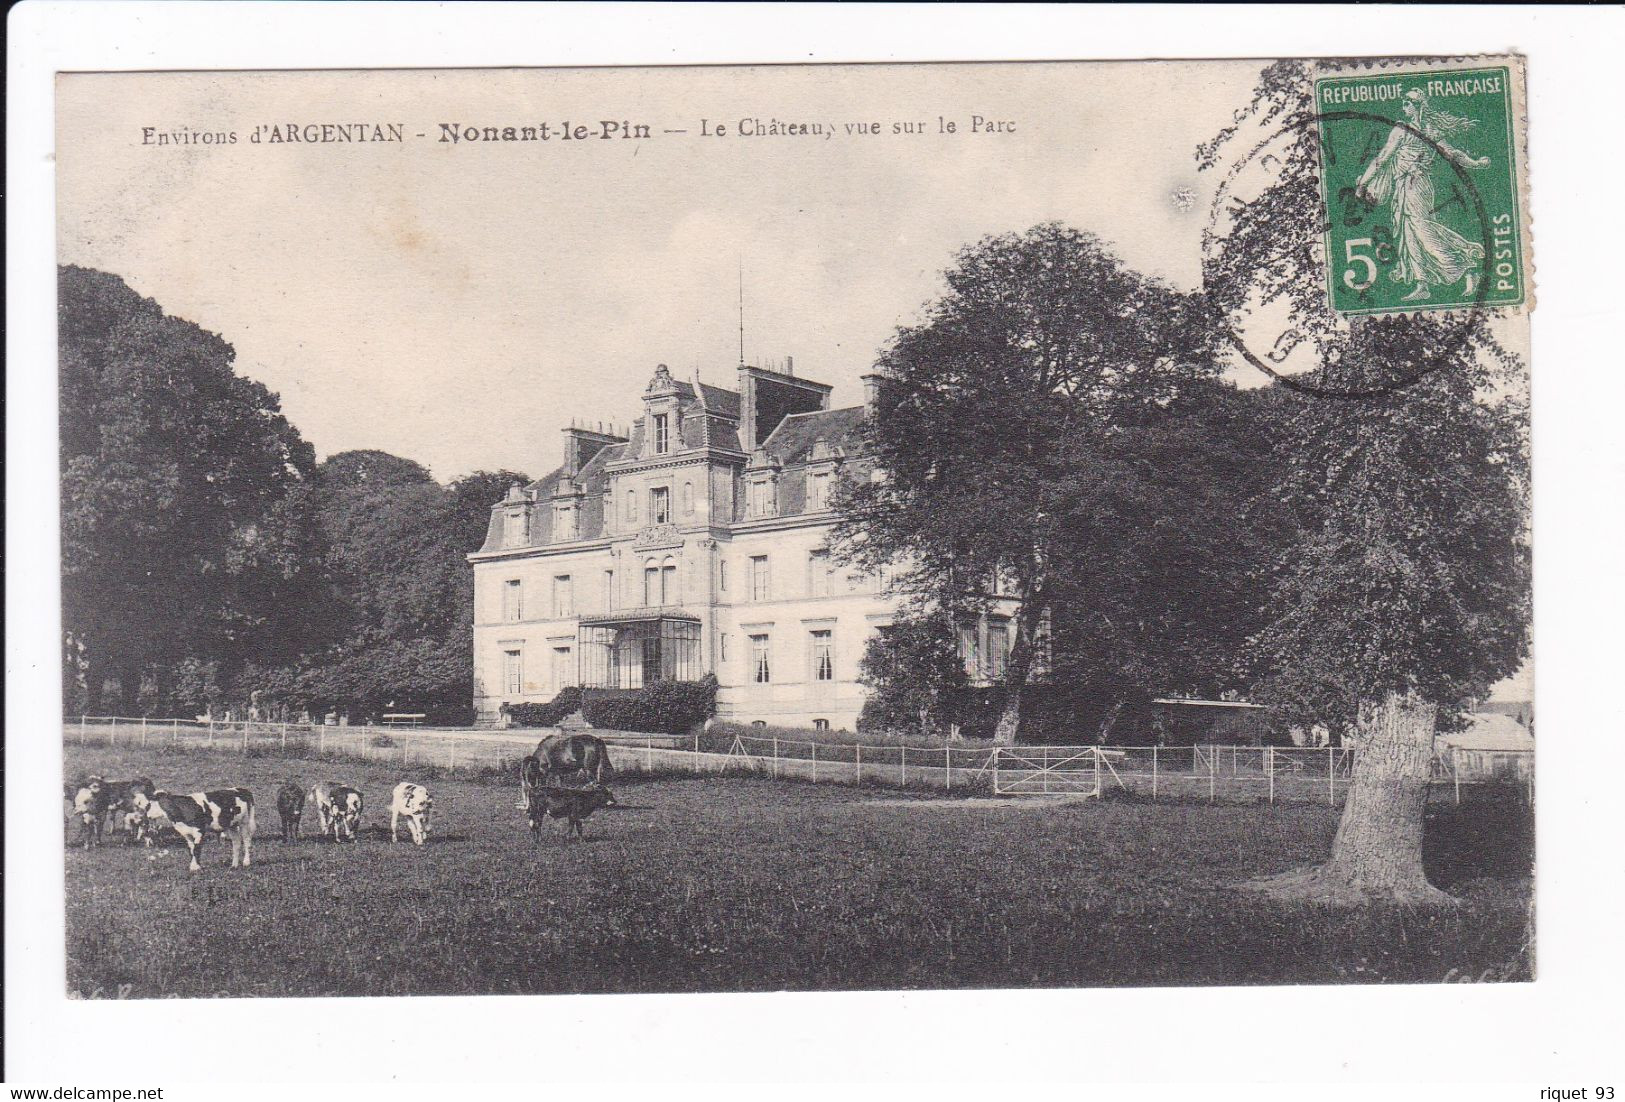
[
  {"xmin": 696, "ymin": 382, "xmax": 741, "ymax": 418},
  {"xmin": 760, "ymin": 405, "xmax": 865, "ymax": 467}
]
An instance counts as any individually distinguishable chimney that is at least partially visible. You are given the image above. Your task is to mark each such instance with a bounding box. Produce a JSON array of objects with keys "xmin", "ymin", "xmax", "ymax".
[
  {"xmin": 737, "ymin": 363, "xmax": 758, "ymax": 453},
  {"xmin": 861, "ymin": 372, "xmax": 886, "ymax": 417}
]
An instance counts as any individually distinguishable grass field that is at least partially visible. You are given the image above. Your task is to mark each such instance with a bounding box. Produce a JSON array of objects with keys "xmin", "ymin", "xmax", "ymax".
[{"xmin": 64, "ymin": 744, "xmax": 1533, "ymax": 998}]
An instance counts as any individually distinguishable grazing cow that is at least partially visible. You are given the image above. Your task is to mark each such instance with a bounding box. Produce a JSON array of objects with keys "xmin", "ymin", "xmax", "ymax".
[
  {"xmin": 309, "ymin": 782, "xmax": 364, "ymax": 843},
  {"xmin": 389, "ymin": 782, "xmax": 433, "ymax": 846},
  {"xmin": 133, "ymin": 788, "xmax": 255, "ymax": 872},
  {"xmin": 520, "ymin": 733, "xmax": 616, "ymax": 809},
  {"xmin": 276, "ymin": 782, "xmax": 306, "ymax": 843},
  {"xmin": 66, "ymin": 777, "xmax": 155, "ymax": 848},
  {"xmin": 526, "ymin": 785, "xmax": 614, "ymax": 842}
]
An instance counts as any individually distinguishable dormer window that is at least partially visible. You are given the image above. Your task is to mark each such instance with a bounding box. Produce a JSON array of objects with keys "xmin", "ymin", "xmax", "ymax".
[
  {"xmin": 807, "ymin": 471, "xmax": 831, "ymax": 511},
  {"xmin": 554, "ymin": 503, "xmax": 578, "ymax": 542},
  {"xmin": 502, "ymin": 508, "xmax": 526, "ymax": 549},
  {"xmin": 653, "ymin": 413, "xmax": 670, "ymax": 454},
  {"xmin": 749, "ymin": 478, "xmax": 776, "ymax": 518}
]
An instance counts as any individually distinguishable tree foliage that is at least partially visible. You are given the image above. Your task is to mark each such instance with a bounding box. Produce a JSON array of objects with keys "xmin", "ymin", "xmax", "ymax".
[
  {"xmin": 833, "ymin": 223, "xmax": 1269, "ymax": 740},
  {"xmin": 1199, "ymin": 61, "xmax": 1532, "ymax": 733},
  {"xmin": 854, "ymin": 613, "xmax": 967, "ymax": 732},
  {"xmin": 59, "ymin": 265, "xmax": 316, "ymax": 708}
]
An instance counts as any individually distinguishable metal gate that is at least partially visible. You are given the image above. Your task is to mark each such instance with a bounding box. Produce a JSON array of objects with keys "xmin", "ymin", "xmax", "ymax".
[{"xmin": 991, "ymin": 746, "xmax": 1102, "ymax": 796}]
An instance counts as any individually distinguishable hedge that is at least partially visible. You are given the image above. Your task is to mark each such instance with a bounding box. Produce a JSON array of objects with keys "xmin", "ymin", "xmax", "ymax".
[
  {"xmin": 582, "ymin": 675, "xmax": 718, "ymax": 735},
  {"xmin": 506, "ymin": 686, "xmax": 583, "ymax": 728}
]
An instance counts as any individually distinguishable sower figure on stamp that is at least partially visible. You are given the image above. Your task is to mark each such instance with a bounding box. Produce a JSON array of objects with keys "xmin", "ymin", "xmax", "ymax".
[{"xmin": 1355, "ymin": 89, "xmax": 1491, "ymax": 302}]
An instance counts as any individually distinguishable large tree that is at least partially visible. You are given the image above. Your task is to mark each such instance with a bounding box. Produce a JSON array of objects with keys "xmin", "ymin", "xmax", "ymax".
[
  {"xmin": 833, "ymin": 223, "xmax": 1252, "ymax": 742},
  {"xmin": 59, "ymin": 266, "xmax": 315, "ymax": 710},
  {"xmin": 1202, "ymin": 62, "xmax": 1531, "ymax": 903}
]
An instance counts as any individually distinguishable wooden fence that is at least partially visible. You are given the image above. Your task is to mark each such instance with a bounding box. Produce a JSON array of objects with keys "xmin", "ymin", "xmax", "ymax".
[{"xmin": 63, "ymin": 717, "xmax": 1532, "ymax": 806}]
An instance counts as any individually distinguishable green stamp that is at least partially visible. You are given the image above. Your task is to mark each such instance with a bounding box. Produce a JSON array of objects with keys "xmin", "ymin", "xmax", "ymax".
[{"xmin": 1316, "ymin": 65, "xmax": 1525, "ymax": 315}]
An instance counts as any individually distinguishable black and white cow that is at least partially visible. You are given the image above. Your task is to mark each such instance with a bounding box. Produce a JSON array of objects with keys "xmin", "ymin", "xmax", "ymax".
[
  {"xmin": 309, "ymin": 782, "xmax": 364, "ymax": 843},
  {"xmin": 133, "ymin": 788, "xmax": 255, "ymax": 872},
  {"xmin": 389, "ymin": 782, "xmax": 433, "ymax": 846},
  {"xmin": 276, "ymin": 782, "xmax": 306, "ymax": 843}
]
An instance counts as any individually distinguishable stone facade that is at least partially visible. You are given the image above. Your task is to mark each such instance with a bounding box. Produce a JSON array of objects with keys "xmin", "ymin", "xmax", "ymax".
[{"xmin": 469, "ymin": 362, "xmax": 901, "ymax": 730}]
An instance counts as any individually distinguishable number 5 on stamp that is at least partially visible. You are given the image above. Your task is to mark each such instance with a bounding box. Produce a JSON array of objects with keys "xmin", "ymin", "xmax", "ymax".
[{"xmin": 1316, "ymin": 64, "xmax": 1527, "ymax": 315}]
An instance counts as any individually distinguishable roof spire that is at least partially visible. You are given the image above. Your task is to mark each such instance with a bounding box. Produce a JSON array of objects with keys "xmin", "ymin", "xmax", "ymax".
[{"xmin": 737, "ymin": 254, "xmax": 745, "ymax": 368}]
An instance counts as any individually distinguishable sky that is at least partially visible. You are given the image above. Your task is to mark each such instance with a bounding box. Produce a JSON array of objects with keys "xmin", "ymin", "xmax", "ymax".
[{"xmin": 57, "ymin": 61, "xmax": 1268, "ymax": 480}]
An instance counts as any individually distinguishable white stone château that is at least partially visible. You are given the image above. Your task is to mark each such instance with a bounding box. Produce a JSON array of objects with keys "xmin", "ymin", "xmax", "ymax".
[{"xmin": 470, "ymin": 361, "xmax": 943, "ymax": 730}]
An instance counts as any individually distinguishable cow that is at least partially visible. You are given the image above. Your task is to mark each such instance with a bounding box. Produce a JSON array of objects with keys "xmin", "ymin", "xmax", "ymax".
[
  {"xmin": 389, "ymin": 782, "xmax": 433, "ymax": 846},
  {"xmin": 132, "ymin": 788, "xmax": 255, "ymax": 873},
  {"xmin": 309, "ymin": 782, "xmax": 364, "ymax": 843},
  {"xmin": 520, "ymin": 733, "xmax": 617, "ymax": 809},
  {"xmin": 66, "ymin": 776, "xmax": 155, "ymax": 848},
  {"xmin": 526, "ymin": 785, "xmax": 614, "ymax": 842},
  {"xmin": 276, "ymin": 782, "xmax": 306, "ymax": 843}
]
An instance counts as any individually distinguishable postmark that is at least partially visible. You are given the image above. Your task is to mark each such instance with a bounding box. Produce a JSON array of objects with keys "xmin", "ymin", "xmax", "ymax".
[{"xmin": 1316, "ymin": 65, "xmax": 1526, "ymax": 316}]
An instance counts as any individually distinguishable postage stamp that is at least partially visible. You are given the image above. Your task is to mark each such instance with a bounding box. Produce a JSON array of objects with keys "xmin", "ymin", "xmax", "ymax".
[{"xmin": 1316, "ymin": 64, "xmax": 1528, "ymax": 315}]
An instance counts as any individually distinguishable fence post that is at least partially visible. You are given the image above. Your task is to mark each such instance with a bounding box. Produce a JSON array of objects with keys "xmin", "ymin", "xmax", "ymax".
[
  {"xmin": 855, "ymin": 742, "xmax": 862, "ymax": 785},
  {"xmin": 901, "ymin": 744, "xmax": 907, "ymax": 786},
  {"xmin": 281, "ymin": 722, "xmax": 288, "ymax": 753},
  {"xmin": 1152, "ymin": 745, "xmax": 1158, "ymax": 800},
  {"xmin": 646, "ymin": 736, "xmax": 653, "ymax": 773},
  {"xmin": 1327, "ymin": 745, "xmax": 1334, "ymax": 806},
  {"xmin": 945, "ymin": 745, "xmax": 951, "ymax": 792},
  {"xmin": 993, "ymin": 750, "xmax": 1000, "ymax": 795},
  {"xmin": 772, "ymin": 735, "xmax": 779, "ymax": 779},
  {"xmin": 1208, "ymin": 745, "xmax": 1215, "ymax": 803},
  {"xmin": 242, "ymin": 722, "xmax": 250, "ymax": 754},
  {"xmin": 318, "ymin": 725, "xmax": 326, "ymax": 756},
  {"xmin": 1453, "ymin": 753, "xmax": 1460, "ymax": 806},
  {"xmin": 1267, "ymin": 746, "xmax": 1275, "ymax": 804},
  {"xmin": 140, "ymin": 717, "xmax": 148, "ymax": 747},
  {"xmin": 1042, "ymin": 745, "xmax": 1049, "ymax": 796},
  {"xmin": 205, "ymin": 718, "xmax": 213, "ymax": 748},
  {"xmin": 812, "ymin": 742, "xmax": 818, "ymax": 783},
  {"xmin": 110, "ymin": 716, "xmax": 118, "ymax": 746}
]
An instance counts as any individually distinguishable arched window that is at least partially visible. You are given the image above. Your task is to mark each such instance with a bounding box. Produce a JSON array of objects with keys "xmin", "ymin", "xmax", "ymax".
[
  {"xmin": 661, "ymin": 556, "xmax": 678, "ymax": 605},
  {"xmin": 682, "ymin": 481, "xmax": 694, "ymax": 515},
  {"xmin": 643, "ymin": 559, "xmax": 659, "ymax": 607},
  {"xmin": 625, "ymin": 488, "xmax": 637, "ymax": 525}
]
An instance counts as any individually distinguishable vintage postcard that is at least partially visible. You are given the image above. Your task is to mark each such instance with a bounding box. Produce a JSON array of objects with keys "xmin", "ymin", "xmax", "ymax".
[{"xmin": 55, "ymin": 56, "xmax": 1533, "ymax": 1002}]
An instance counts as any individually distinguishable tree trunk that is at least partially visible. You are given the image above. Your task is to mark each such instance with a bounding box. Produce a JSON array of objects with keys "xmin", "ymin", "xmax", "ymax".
[
  {"xmin": 1251, "ymin": 690, "xmax": 1452, "ymax": 906},
  {"xmin": 991, "ymin": 611, "xmax": 1038, "ymax": 745}
]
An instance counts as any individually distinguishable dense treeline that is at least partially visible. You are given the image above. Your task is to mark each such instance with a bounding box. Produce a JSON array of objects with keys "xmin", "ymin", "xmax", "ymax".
[{"xmin": 60, "ymin": 266, "xmax": 527, "ymax": 724}]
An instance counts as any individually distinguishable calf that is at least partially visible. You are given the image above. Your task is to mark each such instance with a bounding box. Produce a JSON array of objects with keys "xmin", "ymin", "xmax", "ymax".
[
  {"xmin": 526, "ymin": 785, "xmax": 614, "ymax": 842},
  {"xmin": 66, "ymin": 776, "xmax": 155, "ymax": 848},
  {"xmin": 309, "ymin": 782, "xmax": 364, "ymax": 843},
  {"xmin": 276, "ymin": 782, "xmax": 306, "ymax": 843},
  {"xmin": 389, "ymin": 782, "xmax": 433, "ymax": 846},
  {"xmin": 134, "ymin": 788, "xmax": 255, "ymax": 872}
]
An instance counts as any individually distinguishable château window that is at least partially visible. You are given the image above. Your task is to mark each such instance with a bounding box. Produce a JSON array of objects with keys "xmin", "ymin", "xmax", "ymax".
[
  {"xmin": 650, "ymin": 486, "xmax": 671, "ymax": 525},
  {"xmin": 502, "ymin": 579, "xmax": 523, "ymax": 623},
  {"xmin": 808, "ymin": 550, "xmax": 831, "ymax": 597},
  {"xmin": 958, "ymin": 625, "xmax": 980, "ymax": 678},
  {"xmin": 719, "ymin": 633, "xmax": 729, "ymax": 662},
  {"xmin": 554, "ymin": 504, "xmax": 578, "ymax": 542},
  {"xmin": 750, "ymin": 555, "xmax": 770, "ymax": 602},
  {"xmin": 812, "ymin": 718, "xmax": 830, "ymax": 732},
  {"xmin": 807, "ymin": 471, "xmax": 831, "ymax": 511},
  {"xmin": 604, "ymin": 570, "xmax": 616, "ymax": 611},
  {"xmin": 552, "ymin": 646, "xmax": 574, "ymax": 692},
  {"xmin": 751, "ymin": 634, "xmax": 771, "ymax": 683},
  {"xmin": 749, "ymin": 479, "xmax": 775, "ymax": 518},
  {"xmin": 653, "ymin": 413, "xmax": 670, "ymax": 454},
  {"xmin": 503, "ymin": 509, "xmax": 526, "ymax": 549},
  {"xmin": 719, "ymin": 559, "xmax": 729, "ymax": 592},
  {"xmin": 552, "ymin": 575, "xmax": 573, "ymax": 618},
  {"xmin": 503, "ymin": 649, "xmax": 523, "ymax": 695},
  {"xmin": 643, "ymin": 562, "xmax": 659, "ymax": 607},
  {"xmin": 810, "ymin": 629, "xmax": 834, "ymax": 682},
  {"xmin": 987, "ymin": 623, "xmax": 1010, "ymax": 679},
  {"xmin": 661, "ymin": 556, "xmax": 677, "ymax": 605}
]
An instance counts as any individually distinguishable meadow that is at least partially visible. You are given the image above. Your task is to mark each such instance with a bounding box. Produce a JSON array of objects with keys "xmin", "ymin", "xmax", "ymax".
[{"xmin": 64, "ymin": 744, "xmax": 1533, "ymax": 998}]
